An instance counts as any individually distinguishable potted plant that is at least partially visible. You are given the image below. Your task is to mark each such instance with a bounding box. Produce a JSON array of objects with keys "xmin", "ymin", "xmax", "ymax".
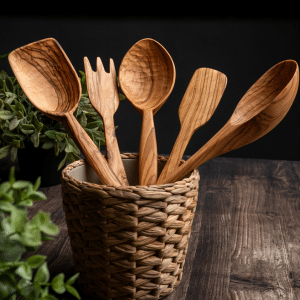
[
  {"xmin": 0, "ymin": 166, "xmax": 81, "ymax": 300},
  {"xmin": 0, "ymin": 53, "xmax": 126, "ymax": 187}
]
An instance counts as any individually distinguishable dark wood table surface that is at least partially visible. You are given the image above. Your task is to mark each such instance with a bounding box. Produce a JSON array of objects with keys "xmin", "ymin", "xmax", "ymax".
[{"xmin": 8, "ymin": 156, "xmax": 300, "ymax": 299}]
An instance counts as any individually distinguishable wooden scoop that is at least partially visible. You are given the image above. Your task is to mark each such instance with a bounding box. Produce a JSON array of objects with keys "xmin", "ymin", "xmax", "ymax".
[
  {"xmin": 159, "ymin": 60, "xmax": 299, "ymax": 184},
  {"xmin": 8, "ymin": 38, "xmax": 122, "ymax": 187},
  {"xmin": 84, "ymin": 57, "xmax": 129, "ymax": 186},
  {"xmin": 119, "ymin": 38, "xmax": 176, "ymax": 186},
  {"xmin": 157, "ymin": 68, "xmax": 227, "ymax": 184}
]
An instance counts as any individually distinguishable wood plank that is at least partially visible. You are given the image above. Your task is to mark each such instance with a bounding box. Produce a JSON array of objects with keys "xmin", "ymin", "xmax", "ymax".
[
  {"xmin": 181, "ymin": 158, "xmax": 233, "ymax": 299},
  {"xmin": 229, "ymin": 158, "xmax": 300, "ymax": 299}
]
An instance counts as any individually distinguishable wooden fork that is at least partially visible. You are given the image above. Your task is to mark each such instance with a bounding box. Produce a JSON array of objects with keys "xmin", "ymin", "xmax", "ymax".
[{"xmin": 84, "ymin": 57, "xmax": 129, "ymax": 186}]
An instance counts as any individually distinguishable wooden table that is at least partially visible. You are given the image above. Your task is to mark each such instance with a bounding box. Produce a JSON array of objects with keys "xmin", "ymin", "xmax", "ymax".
[{"xmin": 16, "ymin": 157, "xmax": 300, "ymax": 299}]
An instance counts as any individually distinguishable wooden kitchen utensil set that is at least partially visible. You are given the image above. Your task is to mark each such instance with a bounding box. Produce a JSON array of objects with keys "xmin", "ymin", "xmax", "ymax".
[{"xmin": 8, "ymin": 38, "xmax": 299, "ymax": 187}]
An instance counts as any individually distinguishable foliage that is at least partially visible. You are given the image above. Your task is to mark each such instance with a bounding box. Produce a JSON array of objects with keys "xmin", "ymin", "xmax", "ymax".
[
  {"xmin": 0, "ymin": 53, "xmax": 126, "ymax": 170},
  {"xmin": 0, "ymin": 167, "xmax": 81, "ymax": 299}
]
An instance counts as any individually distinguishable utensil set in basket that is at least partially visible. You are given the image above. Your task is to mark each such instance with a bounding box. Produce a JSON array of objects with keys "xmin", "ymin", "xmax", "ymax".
[{"xmin": 8, "ymin": 37, "xmax": 300, "ymax": 187}]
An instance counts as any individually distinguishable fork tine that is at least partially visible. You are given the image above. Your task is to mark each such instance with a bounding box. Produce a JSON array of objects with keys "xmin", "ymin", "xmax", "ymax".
[
  {"xmin": 109, "ymin": 58, "xmax": 117, "ymax": 81},
  {"xmin": 84, "ymin": 56, "xmax": 94, "ymax": 76},
  {"xmin": 96, "ymin": 57, "xmax": 105, "ymax": 73}
]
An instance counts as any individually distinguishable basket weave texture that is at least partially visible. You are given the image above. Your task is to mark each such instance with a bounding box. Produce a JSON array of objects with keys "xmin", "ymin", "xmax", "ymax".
[{"xmin": 61, "ymin": 153, "xmax": 200, "ymax": 300}]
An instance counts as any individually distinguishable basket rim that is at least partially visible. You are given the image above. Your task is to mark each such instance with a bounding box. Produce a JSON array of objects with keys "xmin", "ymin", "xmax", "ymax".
[{"xmin": 61, "ymin": 153, "xmax": 200, "ymax": 190}]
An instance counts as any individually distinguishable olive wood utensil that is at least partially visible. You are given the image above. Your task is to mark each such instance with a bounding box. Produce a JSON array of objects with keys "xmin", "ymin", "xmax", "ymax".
[
  {"xmin": 159, "ymin": 59, "xmax": 299, "ymax": 184},
  {"xmin": 157, "ymin": 68, "xmax": 227, "ymax": 184},
  {"xmin": 8, "ymin": 38, "xmax": 122, "ymax": 187},
  {"xmin": 84, "ymin": 57, "xmax": 129, "ymax": 186},
  {"xmin": 119, "ymin": 38, "xmax": 176, "ymax": 186}
]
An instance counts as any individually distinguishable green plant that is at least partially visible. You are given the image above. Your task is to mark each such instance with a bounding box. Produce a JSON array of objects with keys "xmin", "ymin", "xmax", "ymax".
[
  {"xmin": 0, "ymin": 53, "xmax": 126, "ymax": 170},
  {"xmin": 0, "ymin": 167, "xmax": 81, "ymax": 299}
]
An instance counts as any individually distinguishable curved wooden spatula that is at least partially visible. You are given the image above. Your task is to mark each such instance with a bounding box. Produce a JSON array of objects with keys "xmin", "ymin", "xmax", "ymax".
[
  {"xmin": 157, "ymin": 68, "xmax": 227, "ymax": 184},
  {"xmin": 159, "ymin": 60, "xmax": 299, "ymax": 184},
  {"xmin": 84, "ymin": 57, "xmax": 129, "ymax": 186},
  {"xmin": 8, "ymin": 38, "xmax": 122, "ymax": 187}
]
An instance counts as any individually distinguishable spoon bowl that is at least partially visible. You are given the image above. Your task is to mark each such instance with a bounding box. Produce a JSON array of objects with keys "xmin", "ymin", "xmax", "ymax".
[
  {"xmin": 119, "ymin": 38, "xmax": 176, "ymax": 185},
  {"xmin": 159, "ymin": 59, "xmax": 299, "ymax": 184},
  {"xmin": 8, "ymin": 38, "xmax": 122, "ymax": 186}
]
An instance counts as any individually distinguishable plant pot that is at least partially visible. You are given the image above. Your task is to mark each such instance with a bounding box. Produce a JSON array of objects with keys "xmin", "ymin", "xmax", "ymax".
[
  {"xmin": 61, "ymin": 153, "xmax": 200, "ymax": 300},
  {"xmin": 17, "ymin": 141, "xmax": 65, "ymax": 187}
]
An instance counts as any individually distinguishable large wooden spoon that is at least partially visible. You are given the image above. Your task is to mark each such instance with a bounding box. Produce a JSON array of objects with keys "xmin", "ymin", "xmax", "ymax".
[
  {"xmin": 159, "ymin": 59, "xmax": 299, "ymax": 184},
  {"xmin": 119, "ymin": 38, "xmax": 176, "ymax": 186},
  {"xmin": 84, "ymin": 57, "xmax": 129, "ymax": 186},
  {"xmin": 8, "ymin": 38, "xmax": 122, "ymax": 186},
  {"xmin": 157, "ymin": 68, "xmax": 227, "ymax": 184}
]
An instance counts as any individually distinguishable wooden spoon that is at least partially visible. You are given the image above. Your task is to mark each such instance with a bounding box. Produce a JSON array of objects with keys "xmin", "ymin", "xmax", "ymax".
[
  {"xmin": 84, "ymin": 57, "xmax": 129, "ymax": 186},
  {"xmin": 8, "ymin": 38, "xmax": 122, "ymax": 187},
  {"xmin": 119, "ymin": 38, "xmax": 176, "ymax": 186},
  {"xmin": 157, "ymin": 68, "xmax": 227, "ymax": 184},
  {"xmin": 159, "ymin": 60, "xmax": 299, "ymax": 184}
]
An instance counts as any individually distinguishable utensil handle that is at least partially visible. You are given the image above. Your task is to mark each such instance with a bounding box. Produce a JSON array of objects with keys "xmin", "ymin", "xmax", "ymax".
[
  {"xmin": 65, "ymin": 112, "xmax": 122, "ymax": 186},
  {"xmin": 139, "ymin": 109, "xmax": 157, "ymax": 185},
  {"xmin": 157, "ymin": 125, "xmax": 193, "ymax": 184},
  {"xmin": 159, "ymin": 123, "xmax": 234, "ymax": 184},
  {"xmin": 104, "ymin": 115, "xmax": 129, "ymax": 186}
]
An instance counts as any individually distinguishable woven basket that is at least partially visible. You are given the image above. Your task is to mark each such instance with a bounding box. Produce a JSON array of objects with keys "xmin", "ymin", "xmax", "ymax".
[{"xmin": 61, "ymin": 153, "xmax": 200, "ymax": 300}]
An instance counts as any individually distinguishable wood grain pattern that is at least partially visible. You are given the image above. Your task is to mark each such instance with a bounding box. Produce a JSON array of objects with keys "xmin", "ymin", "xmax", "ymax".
[
  {"xmin": 159, "ymin": 60, "xmax": 299, "ymax": 184},
  {"xmin": 157, "ymin": 68, "xmax": 227, "ymax": 184},
  {"xmin": 14, "ymin": 156, "xmax": 300, "ymax": 299},
  {"xmin": 84, "ymin": 56, "xmax": 129, "ymax": 186},
  {"xmin": 119, "ymin": 38, "xmax": 176, "ymax": 185},
  {"xmin": 8, "ymin": 38, "xmax": 122, "ymax": 187}
]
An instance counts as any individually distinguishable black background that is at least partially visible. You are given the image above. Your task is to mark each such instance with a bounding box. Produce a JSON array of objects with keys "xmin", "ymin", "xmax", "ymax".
[{"xmin": 2, "ymin": 15, "xmax": 300, "ymax": 161}]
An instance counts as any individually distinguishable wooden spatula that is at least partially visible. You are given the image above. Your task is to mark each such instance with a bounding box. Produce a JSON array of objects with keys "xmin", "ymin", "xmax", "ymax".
[
  {"xmin": 157, "ymin": 68, "xmax": 227, "ymax": 184},
  {"xmin": 84, "ymin": 57, "xmax": 129, "ymax": 186}
]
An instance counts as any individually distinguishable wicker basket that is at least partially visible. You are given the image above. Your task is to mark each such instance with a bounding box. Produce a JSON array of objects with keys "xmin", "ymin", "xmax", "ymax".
[{"xmin": 61, "ymin": 153, "xmax": 200, "ymax": 300}]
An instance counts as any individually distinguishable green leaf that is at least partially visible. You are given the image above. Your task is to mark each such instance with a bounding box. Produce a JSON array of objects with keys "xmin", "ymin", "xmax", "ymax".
[
  {"xmin": 0, "ymin": 53, "xmax": 9, "ymax": 61},
  {"xmin": 44, "ymin": 130, "xmax": 56, "ymax": 140},
  {"xmin": 65, "ymin": 272, "xmax": 80, "ymax": 286},
  {"xmin": 9, "ymin": 117, "xmax": 21, "ymax": 130},
  {"xmin": 42, "ymin": 141, "xmax": 55, "ymax": 150},
  {"xmin": 26, "ymin": 255, "xmax": 46, "ymax": 269},
  {"xmin": 33, "ymin": 177, "xmax": 41, "ymax": 191},
  {"xmin": 119, "ymin": 93, "xmax": 126, "ymax": 100},
  {"xmin": 0, "ymin": 201, "xmax": 15, "ymax": 212},
  {"xmin": 28, "ymin": 191, "xmax": 47, "ymax": 201},
  {"xmin": 5, "ymin": 76, "xmax": 14, "ymax": 93},
  {"xmin": 0, "ymin": 110, "xmax": 13, "ymax": 120},
  {"xmin": 51, "ymin": 273, "xmax": 66, "ymax": 294},
  {"xmin": 78, "ymin": 112, "xmax": 87, "ymax": 127},
  {"xmin": 0, "ymin": 145, "xmax": 10, "ymax": 159},
  {"xmin": 15, "ymin": 101, "xmax": 25, "ymax": 113},
  {"xmin": 32, "ymin": 113, "xmax": 43, "ymax": 132},
  {"xmin": 15, "ymin": 263, "xmax": 33, "ymax": 280},
  {"xmin": 11, "ymin": 206, "xmax": 27, "ymax": 232},
  {"xmin": 10, "ymin": 146, "xmax": 18, "ymax": 162},
  {"xmin": 34, "ymin": 262, "xmax": 50, "ymax": 284},
  {"xmin": 54, "ymin": 132, "xmax": 66, "ymax": 142},
  {"xmin": 66, "ymin": 152, "xmax": 80, "ymax": 164},
  {"xmin": 30, "ymin": 130, "xmax": 39, "ymax": 147},
  {"xmin": 19, "ymin": 284, "xmax": 40, "ymax": 300},
  {"xmin": 12, "ymin": 180, "xmax": 30, "ymax": 189},
  {"xmin": 0, "ymin": 181, "xmax": 11, "ymax": 194},
  {"xmin": 65, "ymin": 284, "xmax": 81, "ymax": 299},
  {"xmin": 57, "ymin": 153, "xmax": 68, "ymax": 171},
  {"xmin": 0, "ymin": 273, "xmax": 16, "ymax": 299}
]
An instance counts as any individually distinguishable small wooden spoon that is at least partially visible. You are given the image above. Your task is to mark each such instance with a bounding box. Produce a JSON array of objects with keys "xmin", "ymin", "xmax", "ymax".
[
  {"xmin": 157, "ymin": 68, "xmax": 227, "ymax": 184},
  {"xmin": 8, "ymin": 38, "xmax": 122, "ymax": 187},
  {"xmin": 159, "ymin": 60, "xmax": 299, "ymax": 184},
  {"xmin": 84, "ymin": 57, "xmax": 129, "ymax": 186},
  {"xmin": 119, "ymin": 38, "xmax": 176, "ymax": 186}
]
